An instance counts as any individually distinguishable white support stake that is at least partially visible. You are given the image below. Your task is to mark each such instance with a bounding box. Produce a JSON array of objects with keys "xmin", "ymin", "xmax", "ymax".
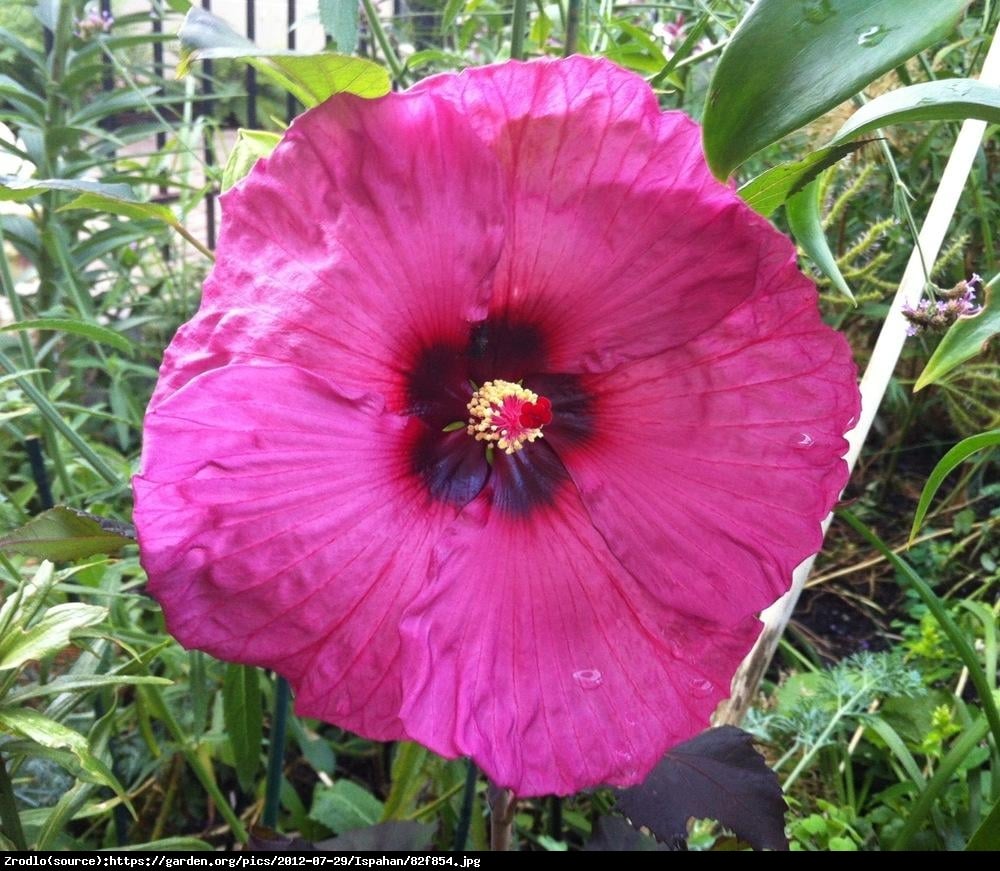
[{"xmin": 717, "ymin": 26, "xmax": 1000, "ymax": 725}]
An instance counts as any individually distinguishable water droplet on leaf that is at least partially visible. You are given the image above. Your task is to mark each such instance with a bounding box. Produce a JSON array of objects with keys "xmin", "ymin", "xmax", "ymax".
[{"xmin": 856, "ymin": 25, "xmax": 890, "ymax": 47}]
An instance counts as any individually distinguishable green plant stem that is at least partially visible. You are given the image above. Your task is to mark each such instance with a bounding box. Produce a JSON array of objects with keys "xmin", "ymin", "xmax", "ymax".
[
  {"xmin": 510, "ymin": 0, "xmax": 529, "ymax": 60},
  {"xmin": 843, "ymin": 511, "xmax": 1000, "ymax": 752},
  {"xmin": 359, "ymin": 0, "xmax": 406, "ymax": 84},
  {"xmin": 0, "ymin": 221, "xmax": 74, "ymax": 498},
  {"xmin": 0, "ymin": 350, "xmax": 120, "ymax": 487},
  {"xmin": 890, "ymin": 716, "xmax": 990, "ymax": 850},
  {"xmin": 0, "ymin": 753, "xmax": 27, "ymax": 851},
  {"xmin": 263, "ymin": 676, "xmax": 290, "ymax": 829},
  {"xmin": 171, "ymin": 220, "xmax": 216, "ymax": 262},
  {"xmin": 868, "ymin": 131, "xmax": 933, "ymax": 291},
  {"xmin": 783, "ymin": 682, "xmax": 871, "ymax": 791}
]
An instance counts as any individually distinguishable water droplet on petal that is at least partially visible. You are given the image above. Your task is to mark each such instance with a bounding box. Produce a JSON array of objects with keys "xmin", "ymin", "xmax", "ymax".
[
  {"xmin": 797, "ymin": 432, "xmax": 814, "ymax": 448},
  {"xmin": 689, "ymin": 677, "xmax": 713, "ymax": 697},
  {"xmin": 573, "ymin": 668, "xmax": 603, "ymax": 690}
]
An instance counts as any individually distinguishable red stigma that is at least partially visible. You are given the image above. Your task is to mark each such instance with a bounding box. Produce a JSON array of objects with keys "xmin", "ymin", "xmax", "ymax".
[{"xmin": 519, "ymin": 397, "xmax": 553, "ymax": 429}]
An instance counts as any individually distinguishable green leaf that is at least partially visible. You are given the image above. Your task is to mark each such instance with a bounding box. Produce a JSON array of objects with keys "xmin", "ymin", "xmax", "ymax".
[
  {"xmin": 0, "ymin": 507, "xmax": 135, "ymax": 561},
  {"xmin": 0, "ymin": 318, "xmax": 135, "ymax": 355},
  {"xmin": 5, "ymin": 674, "xmax": 173, "ymax": 703},
  {"xmin": 914, "ymin": 284, "xmax": 999, "ymax": 390},
  {"xmin": 381, "ymin": 742, "xmax": 429, "ymax": 820},
  {"xmin": 0, "ymin": 602, "xmax": 106, "ymax": 671},
  {"xmin": 310, "ymin": 780, "xmax": 384, "ymax": 834},
  {"xmin": 0, "ymin": 562, "xmax": 55, "ymax": 640},
  {"xmin": 909, "ymin": 430, "xmax": 1000, "ymax": 541},
  {"xmin": 0, "ymin": 176, "xmax": 135, "ymax": 203},
  {"xmin": 319, "ymin": 0, "xmax": 359, "ymax": 53},
  {"xmin": 830, "ymin": 79, "xmax": 1000, "ymax": 144},
  {"xmin": 221, "ymin": 129, "xmax": 282, "ymax": 193},
  {"xmin": 178, "ymin": 7, "xmax": 388, "ymax": 106},
  {"xmin": 58, "ymin": 191, "xmax": 175, "ymax": 225},
  {"xmin": 739, "ymin": 141, "xmax": 869, "ymax": 217},
  {"xmin": 102, "ymin": 837, "xmax": 214, "ymax": 852},
  {"xmin": 222, "ymin": 664, "xmax": 263, "ymax": 793},
  {"xmin": 967, "ymin": 797, "xmax": 1000, "ymax": 851},
  {"xmin": 0, "ymin": 707, "xmax": 124, "ymax": 794},
  {"xmin": 702, "ymin": 0, "xmax": 972, "ymax": 177},
  {"xmin": 268, "ymin": 55, "xmax": 389, "ymax": 105},
  {"xmin": 786, "ymin": 175, "xmax": 854, "ymax": 301}
]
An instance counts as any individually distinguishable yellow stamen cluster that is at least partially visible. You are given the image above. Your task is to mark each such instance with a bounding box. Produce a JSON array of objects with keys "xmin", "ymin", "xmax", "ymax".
[{"xmin": 467, "ymin": 379, "xmax": 545, "ymax": 455}]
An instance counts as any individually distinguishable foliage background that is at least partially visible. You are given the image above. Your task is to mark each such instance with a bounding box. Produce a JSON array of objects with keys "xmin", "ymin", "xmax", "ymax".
[{"xmin": 0, "ymin": 0, "xmax": 997, "ymax": 852}]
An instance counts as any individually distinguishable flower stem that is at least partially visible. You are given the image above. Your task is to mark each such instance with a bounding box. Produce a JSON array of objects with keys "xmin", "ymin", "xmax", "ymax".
[
  {"xmin": 510, "ymin": 0, "xmax": 529, "ymax": 60},
  {"xmin": 0, "ymin": 753, "xmax": 27, "ymax": 851},
  {"xmin": 360, "ymin": 0, "xmax": 407, "ymax": 85},
  {"xmin": 263, "ymin": 676, "xmax": 291, "ymax": 829},
  {"xmin": 488, "ymin": 783, "xmax": 516, "ymax": 851}
]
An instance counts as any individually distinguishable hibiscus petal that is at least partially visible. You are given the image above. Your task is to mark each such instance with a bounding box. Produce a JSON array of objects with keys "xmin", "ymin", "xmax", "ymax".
[
  {"xmin": 134, "ymin": 363, "xmax": 463, "ymax": 739},
  {"xmin": 398, "ymin": 456, "xmax": 762, "ymax": 797},
  {"xmin": 415, "ymin": 56, "xmax": 764, "ymax": 372},
  {"xmin": 549, "ymin": 257, "xmax": 860, "ymax": 624},
  {"xmin": 149, "ymin": 89, "xmax": 505, "ymax": 412}
]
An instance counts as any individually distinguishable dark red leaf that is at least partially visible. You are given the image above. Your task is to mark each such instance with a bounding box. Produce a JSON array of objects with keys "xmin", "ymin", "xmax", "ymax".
[{"xmin": 614, "ymin": 725, "xmax": 787, "ymax": 851}]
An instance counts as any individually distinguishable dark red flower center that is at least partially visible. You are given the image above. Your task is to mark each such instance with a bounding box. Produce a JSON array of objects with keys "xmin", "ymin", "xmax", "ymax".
[{"xmin": 405, "ymin": 316, "xmax": 594, "ymax": 513}]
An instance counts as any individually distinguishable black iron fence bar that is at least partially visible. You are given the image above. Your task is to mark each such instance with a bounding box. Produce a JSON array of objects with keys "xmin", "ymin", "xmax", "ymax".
[
  {"xmin": 286, "ymin": 0, "xmax": 297, "ymax": 122},
  {"xmin": 201, "ymin": 0, "xmax": 217, "ymax": 250},
  {"xmin": 246, "ymin": 0, "xmax": 258, "ymax": 128}
]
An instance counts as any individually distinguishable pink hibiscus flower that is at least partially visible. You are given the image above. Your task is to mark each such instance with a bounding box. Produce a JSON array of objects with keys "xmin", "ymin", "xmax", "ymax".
[{"xmin": 134, "ymin": 57, "xmax": 859, "ymax": 797}]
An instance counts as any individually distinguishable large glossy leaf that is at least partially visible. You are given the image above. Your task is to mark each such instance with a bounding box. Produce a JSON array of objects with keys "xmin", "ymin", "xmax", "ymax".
[
  {"xmin": 830, "ymin": 78, "xmax": 1000, "ymax": 144},
  {"xmin": 746, "ymin": 79, "xmax": 1000, "ymax": 217},
  {"xmin": 739, "ymin": 141, "xmax": 868, "ymax": 217},
  {"xmin": 909, "ymin": 430, "xmax": 1000, "ymax": 541},
  {"xmin": 787, "ymin": 174, "xmax": 854, "ymax": 301},
  {"xmin": 0, "ymin": 602, "xmax": 106, "ymax": 671},
  {"xmin": 222, "ymin": 664, "xmax": 263, "ymax": 792},
  {"xmin": 0, "ymin": 506, "xmax": 135, "ymax": 561},
  {"xmin": 915, "ymin": 284, "xmax": 999, "ymax": 390},
  {"xmin": 178, "ymin": 7, "xmax": 388, "ymax": 107},
  {"xmin": 703, "ymin": 0, "xmax": 972, "ymax": 177},
  {"xmin": 615, "ymin": 726, "xmax": 788, "ymax": 851}
]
